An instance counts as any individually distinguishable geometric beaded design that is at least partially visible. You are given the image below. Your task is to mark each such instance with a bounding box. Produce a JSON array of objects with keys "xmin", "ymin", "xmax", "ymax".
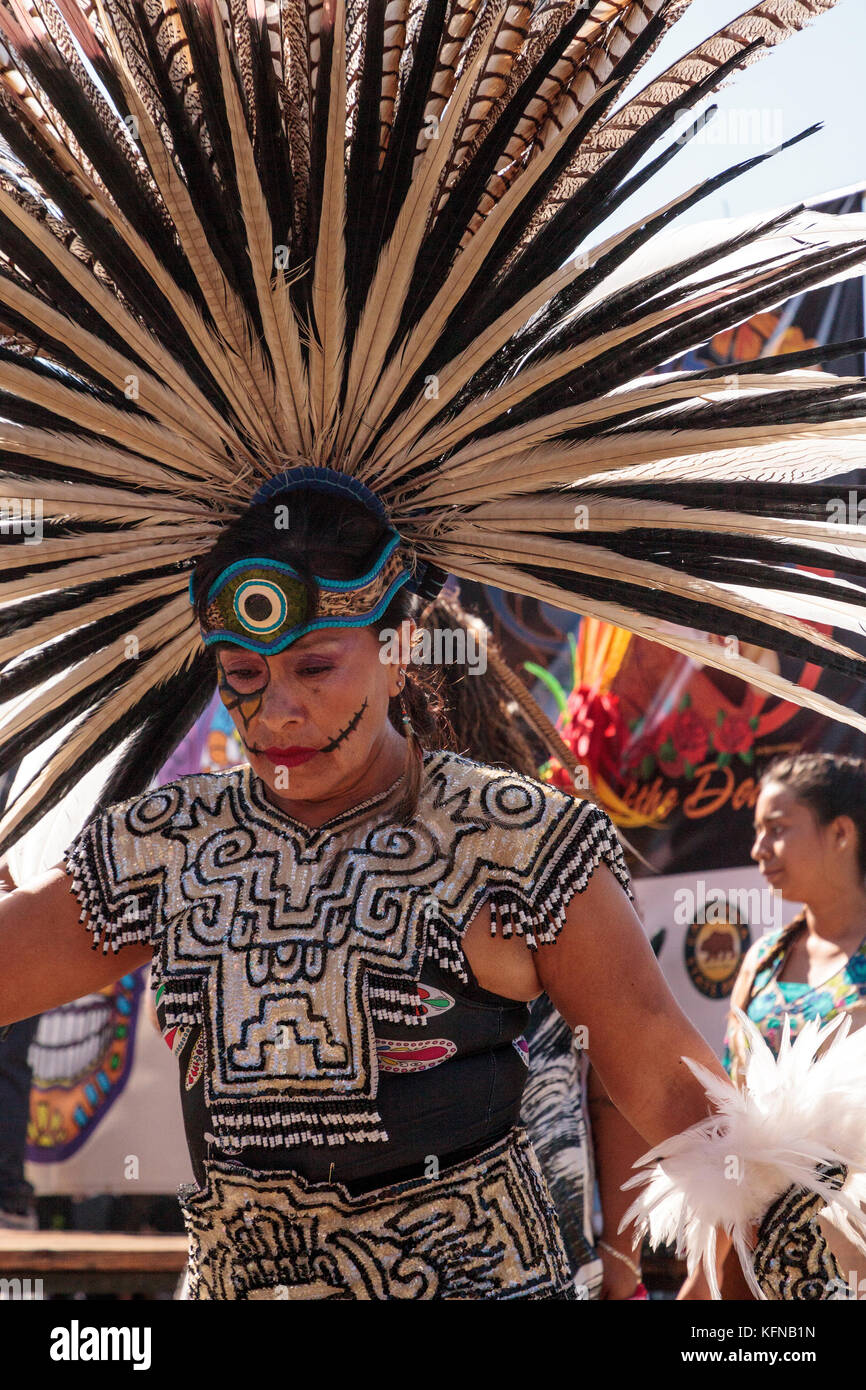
[
  {"xmin": 64, "ymin": 750, "xmax": 631, "ymax": 1152},
  {"xmin": 179, "ymin": 1126, "xmax": 577, "ymax": 1300},
  {"xmin": 752, "ymin": 1163, "xmax": 847, "ymax": 1300}
]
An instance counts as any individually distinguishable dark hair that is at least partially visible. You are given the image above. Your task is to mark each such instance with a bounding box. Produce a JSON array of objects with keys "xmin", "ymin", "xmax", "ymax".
[
  {"xmin": 191, "ymin": 489, "xmax": 449, "ymax": 819},
  {"xmin": 759, "ymin": 752, "xmax": 866, "ymax": 878},
  {"xmin": 427, "ymin": 588, "xmax": 540, "ymax": 777}
]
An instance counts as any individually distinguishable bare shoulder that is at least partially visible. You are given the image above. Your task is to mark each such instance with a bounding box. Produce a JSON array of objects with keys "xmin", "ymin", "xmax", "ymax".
[{"xmin": 461, "ymin": 863, "xmax": 644, "ymax": 1009}]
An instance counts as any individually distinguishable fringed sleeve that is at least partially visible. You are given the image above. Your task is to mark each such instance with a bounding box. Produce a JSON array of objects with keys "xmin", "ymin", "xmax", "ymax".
[
  {"xmin": 422, "ymin": 777, "xmax": 635, "ymax": 984},
  {"xmin": 62, "ymin": 794, "xmax": 171, "ymax": 955},
  {"xmin": 484, "ymin": 799, "xmax": 634, "ymax": 949}
]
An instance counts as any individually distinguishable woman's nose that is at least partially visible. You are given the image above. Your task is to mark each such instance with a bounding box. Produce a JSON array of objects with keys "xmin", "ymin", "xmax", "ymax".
[{"xmin": 256, "ymin": 679, "xmax": 306, "ymax": 728}]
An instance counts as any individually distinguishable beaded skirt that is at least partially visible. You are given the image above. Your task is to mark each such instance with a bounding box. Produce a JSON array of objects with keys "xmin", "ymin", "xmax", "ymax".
[
  {"xmin": 178, "ymin": 1126, "xmax": 575, "ymax": 1300},
  {"xmin": 751, "ymin": 1164, "xmax": 846, "ymax": 1300}
]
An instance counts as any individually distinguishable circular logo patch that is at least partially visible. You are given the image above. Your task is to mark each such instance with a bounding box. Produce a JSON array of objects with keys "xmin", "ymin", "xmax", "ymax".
[{"xmin": 683, "ymin": 901, "xmax": 751, "ymax": 1000}]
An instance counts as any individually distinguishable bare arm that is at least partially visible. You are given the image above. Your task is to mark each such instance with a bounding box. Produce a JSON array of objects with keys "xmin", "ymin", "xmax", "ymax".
[
  {"xmin": 534, "ymin": 863, "xmax": 728, "ymax": 1147},
  {"xmin": 0, "ymin": 855, "xmax": 16, "ymax": 893},
  {"xmin": 0, "ymin": 863, "xmax": 152, "ymax": 1026},
  {"xmin": 587, "ymin": 1064, "xmax": 648, "ymax": 1297}
]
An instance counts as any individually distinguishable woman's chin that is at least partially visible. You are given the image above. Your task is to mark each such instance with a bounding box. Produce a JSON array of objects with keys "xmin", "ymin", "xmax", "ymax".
[
  {"xmin": 763, "ymin": 874, "xmax": 805, "ymax": 903},
  {"xmin": 251, "ymin": 752, "xmax": 358, "ymax": 803},
  {"xmin": 761, "ymin": 871, "xmax": 788, "ymax": 896}
]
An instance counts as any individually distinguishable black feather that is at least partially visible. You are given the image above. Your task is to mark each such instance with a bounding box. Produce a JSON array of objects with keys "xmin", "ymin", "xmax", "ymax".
[
  {"xmin": 366, "ymin": 34, "xmax": 768, "ymax": 451},
  {"xmin": 92, "ymin": 651, "xmax": 215, "ymax": 811},
  {"xmin": 250, "ymin": 19, "xmax": 294, "ymax": 259},
  {"xmin": 0, "ymin": 594, "xmax": 169, "ymax": 700},
  {"xmin": 517, "ymin": 559, "xmax": 866, "ymax": 682},
  {"xmin": 349, "ymin": 0, "xmax": 448, "ymax": 327},
  {"xmin": 491, "ymin": 41, "xmax": 767, "ymax": 314},
  {"xmin": 0, "ymin": 568, "xmax": 185, "ymax": 642},
  {"xmin": 571, "ymin": 522, "xmax": 866, "ymax": 593},
  {"xmin": 398, "ymin": 1, "xmax": 599, "ymax": 343},
  {"xmin": 11, "ymin": 39, "xmax": 182, "ymax": 282},
  {"xmin": 344, "ymin": 0, "xmax": 385, "ymax": 341}
]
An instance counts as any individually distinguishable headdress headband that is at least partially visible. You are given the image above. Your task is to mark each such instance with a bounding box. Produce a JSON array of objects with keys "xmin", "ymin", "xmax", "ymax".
[
  {"xmin": 0, "ymin": 0, "xmax": 863, "ymax": 851},
  {"xmin": 198, "ymin": 535, "xmax": 411, "ymax": 654},
  {"xmin": 192, "ymin": 468, "xmax": 421, "ymax": 653}
]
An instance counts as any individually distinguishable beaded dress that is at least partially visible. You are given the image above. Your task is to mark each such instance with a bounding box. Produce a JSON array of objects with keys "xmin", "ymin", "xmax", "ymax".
[{"xmin": 63, "ymin": 748, "xmax": 628, "ymax": 1300}]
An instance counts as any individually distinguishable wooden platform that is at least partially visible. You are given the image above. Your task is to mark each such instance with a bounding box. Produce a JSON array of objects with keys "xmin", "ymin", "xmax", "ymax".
[
  {"xmin": 0, "ymin": 1230, "xmax": 187, "ymax": 1297},
  {"xmin": 0, "ymin": 1231, "xmax": 686, "ymax": 1299}
]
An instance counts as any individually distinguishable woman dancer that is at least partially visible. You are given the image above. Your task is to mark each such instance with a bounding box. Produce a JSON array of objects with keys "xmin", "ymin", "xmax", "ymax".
[
  {"xmin": 0, "ymin": 482, "xmax": 730, "ymax": 1299},
  {"xmin": 0, "ymin": 0, "xmax": 865, "ymax": 1299},
  {"xmin": 680, "ymin": 752, "xmax": 866, "ymax": 1299}
]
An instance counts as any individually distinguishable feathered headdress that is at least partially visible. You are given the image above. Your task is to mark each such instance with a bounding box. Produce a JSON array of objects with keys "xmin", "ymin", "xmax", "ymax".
[{"xmin": 0, "ymin": 0, "xmax": 865, "ymax": 852}]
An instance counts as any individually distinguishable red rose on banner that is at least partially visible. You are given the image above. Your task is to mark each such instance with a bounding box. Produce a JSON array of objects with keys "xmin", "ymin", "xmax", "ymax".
[
  {"xmin": 713, "ymin": 712, "xmax": 754, "ymax": 758},
  {"xmin": 560, "ymin": 685, "xmax": 626, "ymax": 782},
  {"xmin": 671, "ymin": 708, "xmax": 710, "ymax": 766},
  {"xmin": 623, "ymin": 732, "xmax": 657, "ymax": 778},
  {"xmin": 655, "ymin": 712, "xmax": 684, "ymax": 777}
]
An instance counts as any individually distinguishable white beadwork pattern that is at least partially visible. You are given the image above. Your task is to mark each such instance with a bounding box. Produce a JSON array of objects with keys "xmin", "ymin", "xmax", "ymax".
[{"xmin": 64, "ymin": 751, "xmax": 630, "ymax": 1150}]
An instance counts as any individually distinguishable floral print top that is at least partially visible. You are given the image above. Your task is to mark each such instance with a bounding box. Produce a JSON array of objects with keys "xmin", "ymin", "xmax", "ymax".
[{"xmin": 723, "ymin": 914, "xmax": 866, "ymax": 1088}]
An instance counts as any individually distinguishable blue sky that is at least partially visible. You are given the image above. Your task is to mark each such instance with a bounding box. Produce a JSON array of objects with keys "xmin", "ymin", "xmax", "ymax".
[{"xmin": 599, "ymin": 0, "xmax": 865, "ymax": 236}]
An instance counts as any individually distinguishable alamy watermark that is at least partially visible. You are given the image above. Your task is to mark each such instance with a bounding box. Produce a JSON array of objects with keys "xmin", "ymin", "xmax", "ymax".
[
  {"xmin": 671, "ymin": 107, "xmax": 784, "ymax": 149},
  {"xmin": 49, "ymin": 1321, "xmax": 151, "ymax": 1369},
  {"xmin": 826, "ymin": 491, "xmax": 866, "ymax": 526},
  {"xmin": 673, "ymin": 880, "xmax": 783, "ymax": 932},
  {"xmin": 0, "ymin": 1276, "xmax": 43, "ymax": 1300},
  {"xmin": 379, "ymin": 625, "xmax": 487, "ymax": 675},
  {"xmin": 827, "ymin": 1271, "xmax": 866, "ymax": 1300},
  {"xmin": 0, "ymin": 497, "xmax": 42, "ymax": 544}
]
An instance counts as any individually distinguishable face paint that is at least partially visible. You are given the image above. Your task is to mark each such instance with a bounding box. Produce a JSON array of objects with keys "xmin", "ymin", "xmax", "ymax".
[
  {"xmin": 319, "ymin": 699, "xmax": 368, "ymax": 753},
  {"xmin": 216, "ymin": 652, "xmax": 269, "ymax": 734}
]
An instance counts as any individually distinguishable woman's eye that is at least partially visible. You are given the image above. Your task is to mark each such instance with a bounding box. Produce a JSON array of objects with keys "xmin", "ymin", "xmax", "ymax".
[
  {"xmin": 298, "ymin": 664, "xmax": 333, "ymax": 676},
  {"xmin": 227, "ymin": 669, "xmax": 264, "ymax": 683}
]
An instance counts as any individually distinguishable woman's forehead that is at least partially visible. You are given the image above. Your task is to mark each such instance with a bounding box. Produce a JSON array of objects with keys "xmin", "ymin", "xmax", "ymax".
[
  {"xmin": 755, "ymin": 780, "xmax": 807, "ymax": 817},
  {"xmin": 217, "ymin": 629, "xmax": 361, "ymax": 658}
]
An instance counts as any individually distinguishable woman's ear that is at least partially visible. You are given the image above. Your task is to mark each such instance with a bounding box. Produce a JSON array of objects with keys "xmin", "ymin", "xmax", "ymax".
[
  {"xmin": 399, "ymin": 617, "xmax": 416, "ymax": 668},
  {"xmin": 381, "ymin": 618, "xmax": 416, "ymax": 700},
  {"xmin": 834, "ymin": 813, "xmax": 858, "ymax": 852}
]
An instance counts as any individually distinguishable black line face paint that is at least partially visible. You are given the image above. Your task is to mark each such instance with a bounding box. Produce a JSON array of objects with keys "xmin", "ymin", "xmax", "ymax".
[
  {"xmin": 216, "ymin": 652, "xmax": 269, "ymax": 734},
  {"xmin": 319, "ymin": 699, "xmax": 368, "ymax": 753},
  {"xmin": 218, "ymin": 652, "xmax": 368, "ymax": 755}
]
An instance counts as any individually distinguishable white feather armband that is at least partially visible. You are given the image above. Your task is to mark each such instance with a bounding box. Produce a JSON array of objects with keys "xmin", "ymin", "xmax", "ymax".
[{"xmin": 621, "ymin": 1011, "xmax": 866, "ymax": 1299}]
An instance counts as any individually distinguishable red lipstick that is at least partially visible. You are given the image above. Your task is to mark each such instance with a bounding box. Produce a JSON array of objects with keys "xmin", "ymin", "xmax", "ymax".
[{"xmin": 260, "ymin": 746, "xmax": 319, "ymax": 767}]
